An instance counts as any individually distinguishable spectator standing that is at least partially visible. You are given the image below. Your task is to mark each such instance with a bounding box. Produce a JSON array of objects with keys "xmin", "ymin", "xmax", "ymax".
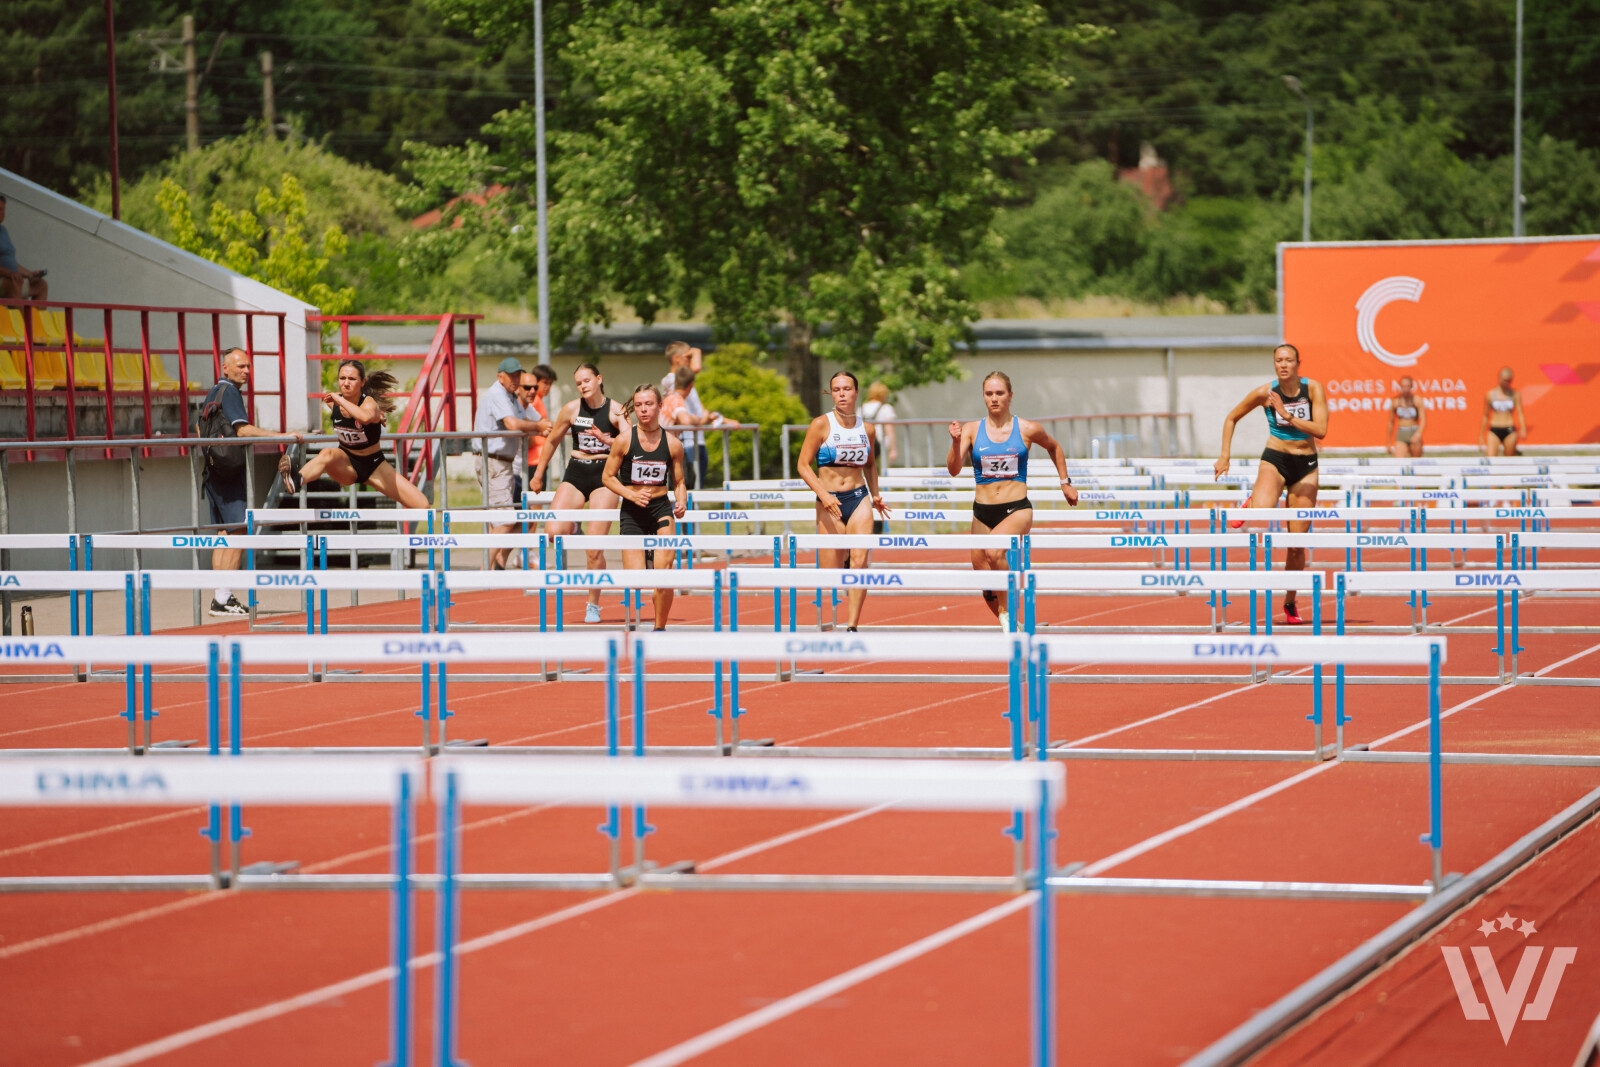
[
  {"xmin": 522, "ymin": 365, "xmax": 557, "ymax": 495},
  {"xmin": 197, "ymin": 348, "xmax": 277, "ymax": 616},
  {"xmin": 475, "ymin": 357, "xmax": 546, "ymax": 569},
  {"xmin": 861, "ymin": 381, "xmax": 898, "ymax": 534},
  {"xmin": 661, "ymin": 366, "xmax": 721, "ymax": 491},
  {"xmin": 862, "ymin": 382, "xmax": 898, "ymax": 469},
  {"xmin": 0, "ymin": 195, "xmax": 48, "ymax": 302}
]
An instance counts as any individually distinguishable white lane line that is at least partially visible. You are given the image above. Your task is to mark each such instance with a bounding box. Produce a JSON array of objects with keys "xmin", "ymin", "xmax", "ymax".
[
  {"xmin": 624, "ymin": 894, "xmax": 1037, "ymax": 1067},
  {"xmin": 65, "ymin": 804, "xmax": 902, "ymax": 1066},
  {"xmin": 0, "ymin": 893, "xmax": 221, "ymax": 962},
  {"xmin": 0, "ymin": 808, "xmax": 204, "ymax": 860},
  {"xmin": 1367, "ymin": 640, "xmax": 1600, "ymax": 750}
]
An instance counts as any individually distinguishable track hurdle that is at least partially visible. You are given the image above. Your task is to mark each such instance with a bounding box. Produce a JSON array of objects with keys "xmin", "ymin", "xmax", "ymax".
[
  {"xmin": 430, "ymin": 754, "xmax": 1067, "ymax": 1067},
  {"xmin": 0, "ymin": 753, "xmax": 421, "ymax": 1065},
  {"xmin": 1340, "ymin": 569, "xmax": 1600, "ymax": 683}
]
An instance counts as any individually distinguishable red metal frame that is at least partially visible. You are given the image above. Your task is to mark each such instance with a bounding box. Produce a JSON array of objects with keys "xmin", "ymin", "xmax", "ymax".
[
  {"xmin": 0, "ymin": 298, "xmax": 289, "ymax": 456},
  {"xmin": 309, "ymin": 313, "xmax": 483, "ymax": 485}
]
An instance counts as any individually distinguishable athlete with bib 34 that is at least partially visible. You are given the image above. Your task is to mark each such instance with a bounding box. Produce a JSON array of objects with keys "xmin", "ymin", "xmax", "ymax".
[
  {"xmin": 1214, "ymin": 343, "xmax": 1328, "ymax": 625},
  {"xmin": 797, "ymin": 372, "xmax": 891, "ymax": 632},
  {"xmin": 947, "ymin": 371, "xmax": 1076, "ymax": 630}
]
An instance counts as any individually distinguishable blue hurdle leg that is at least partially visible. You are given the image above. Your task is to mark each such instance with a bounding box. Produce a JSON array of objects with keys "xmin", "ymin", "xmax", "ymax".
[
  {"xmin": 380, "ymin": 770, "xmax": 413, "ymax": 1067},
  {"xmin": 123, "ymin": 574, "xmax": 137, "ymax": 752},
  {"xmin": 1032, "ymin": 779, "xmax": 1056, "ymax": 1067},
  {"xmin": 433, "ymin": 771, "xmax": 466, "ymax": 1067},
  {"xmin": 200, "ymin": 642, "xmax": 224, "ymax": 887}
]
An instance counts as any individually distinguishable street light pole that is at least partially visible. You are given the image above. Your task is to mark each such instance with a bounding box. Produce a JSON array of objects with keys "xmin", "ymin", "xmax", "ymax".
[
  {"xmin": 534, "ymin": 0, "xmax": 551, "ymax": 366},
  {"xmin": 1513, "ymin": 0, "xmax": 1525, "ymax": 237},
  {"xmin": 1283, "ymin": 75, "xmax": 1312, "ymax": 242}
]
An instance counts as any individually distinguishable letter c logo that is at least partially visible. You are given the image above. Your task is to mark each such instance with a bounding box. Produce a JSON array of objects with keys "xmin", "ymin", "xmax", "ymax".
[{"xmin": 1355, "ymin": 276, "xmax": 1428, "ymax": 368}]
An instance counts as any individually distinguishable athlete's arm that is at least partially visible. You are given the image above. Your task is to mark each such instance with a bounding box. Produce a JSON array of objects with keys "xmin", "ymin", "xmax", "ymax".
[
  {"xmin": 1415, "ymin": 399, "xmax": 1427, "ymax": 442},
  {"xmin": 945, "ymin": 420, "xmax": 972, "ymax": 477},
  {"xmin": 797, "ymin": 416, "xmax": 841, "ymax": 519},
  {"xmin": 669, "ymin": 435, "xmax": 687, "ymax": 519},
  {"xmin": 531, "ymin": 400, "xmax": 577, "ymax": 484},
  {"xmin": 601, "ymin": 427, "xmax": 649, "ymax": 507},
  {"xmin": 329, "ymin": 393, "xmax": 383, "ymax": 425},
  {"xmin": 1386, "ymin": 406, "xmax": 1397, "ymax": 446},
  {"xmin": 1289, "ymin": 380, "xmax": 1329, "ymax": 440},
  {"xmin": 1215, "ymin": 387, "xmax": 1268, "ymax": 478},
  {"xmin": 1514, "ymin": 392, "xmax": 1528, "ymax": 439},
  {"xmin": 865, "ymin": 426, "xmax": 890, "ymax": 517},
  {"xmin": 1023, "ymin": 420, "xmax": 1078, "ymax": 507}
]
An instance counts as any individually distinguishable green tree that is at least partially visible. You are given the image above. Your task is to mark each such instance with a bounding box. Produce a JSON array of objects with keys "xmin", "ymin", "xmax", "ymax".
[
  {"xmin": 158, "ymin": 172, "xmax": 357, "ymax": 315},
  {"xmin": 422, "ymin": 0, "xmax": 1101, "ymax": 412},
  {"xmin": 692, "ymin": 343, "xmax": 809, "ymax": 483}
]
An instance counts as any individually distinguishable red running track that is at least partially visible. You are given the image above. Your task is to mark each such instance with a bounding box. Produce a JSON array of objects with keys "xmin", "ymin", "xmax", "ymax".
[{"xmin": 1, "ymin": 576, "xmax": 1597, "ymax": 1066}]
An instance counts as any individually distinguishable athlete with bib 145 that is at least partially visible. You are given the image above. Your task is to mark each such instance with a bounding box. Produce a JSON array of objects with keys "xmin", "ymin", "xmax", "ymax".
[{"xmin": 1214, "ymin": 343, "xmax": 1329, "ymax": 625}]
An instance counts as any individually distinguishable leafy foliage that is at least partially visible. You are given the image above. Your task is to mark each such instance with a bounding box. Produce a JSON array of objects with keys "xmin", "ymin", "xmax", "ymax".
[
  {"xmin": 157, "ymin": 173, "xmax": 357, "ymax": 315},
  {"xmin": 692, "ymin": 344, "xmax": 809, "ymax": 482}
]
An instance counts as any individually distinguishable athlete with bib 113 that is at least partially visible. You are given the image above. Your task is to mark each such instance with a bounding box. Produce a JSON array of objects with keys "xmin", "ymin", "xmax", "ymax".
[
  {"xmin": 947, "ymin": 371, "xmax": 1077, "ymax": 630},
  {"xmin": 1214, "ymin": 343, "xmax": 1328, "ymax": 625}
]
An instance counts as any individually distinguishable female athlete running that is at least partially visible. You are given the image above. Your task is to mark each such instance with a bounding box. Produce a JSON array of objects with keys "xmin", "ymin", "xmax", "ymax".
[
  {"xmin": 1214, "ymin": 343, "xmax": 1328, "ymax": 625},
  {"xmin": 797, "ymin": 371, "xmax": 891, "ymax": 632},
  {"xmin": 278, "ymin": 360, "xmax": 429, "ymax": 508},
  {"xmin": 601, "ymin": 385, "xmax": 688, "ymax": 630},
  {"xmin": 947, "ymin": 371, "xmax": 1076, "ymax": 629},
  {"xmin": 1388, "ymin": 376, "xmax": 1426, "ymax": 458},
  {"xmin": 531, "ymin": 363, "xmax": 628, "ymax": 624},
  {"xmin": 1481, "ymin": 366, "xmax": 1527, "ymax": 456}
]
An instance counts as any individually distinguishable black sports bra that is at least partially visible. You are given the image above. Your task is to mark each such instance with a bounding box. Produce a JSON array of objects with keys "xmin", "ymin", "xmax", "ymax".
[
  {"xmin": 333, "ymin": 405, "xmax": 382, "ymax": 451},
  {"xmin": 571, "ymin": 397, "xmax": 618, "ymax": 458},
  {"xmin": 620, "ymin": 427, "xmax": 674, "ymax": 487}
]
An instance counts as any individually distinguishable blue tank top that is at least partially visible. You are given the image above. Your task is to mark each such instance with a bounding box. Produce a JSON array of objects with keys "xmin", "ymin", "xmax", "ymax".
[
  {"xmin": 1266, "ymin": 379, "xmax": 1313, "ymax": 442},
  {"xmin": 816, "ymin": 410, "xmax": 872, "ymax": 467},
  {"xmin": 971, "ymin": 418, "xmax": 1029, "ymax": 485}
]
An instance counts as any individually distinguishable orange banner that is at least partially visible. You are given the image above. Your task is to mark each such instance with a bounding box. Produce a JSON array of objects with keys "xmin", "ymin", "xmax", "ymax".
[{"xmin": 1280, "ymin": 237, "xmax": 1600, "ymax": 446}]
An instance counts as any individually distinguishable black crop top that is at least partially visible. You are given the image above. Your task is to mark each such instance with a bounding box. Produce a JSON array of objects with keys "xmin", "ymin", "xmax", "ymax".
[
  {"xmin": 620, "ymin": 426, "xmax": 675, "ymax": 487},
  {"xmin": 333, "ymin": 403, "xmax": 382, "ymax": 451},
  {"xmin": 571, "ymin": 397, "xmax": 618, "ymax": 458}
]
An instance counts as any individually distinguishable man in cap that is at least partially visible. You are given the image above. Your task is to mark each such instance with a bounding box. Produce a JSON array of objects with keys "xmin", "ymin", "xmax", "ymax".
[{"xmin": 475, "ymin": 357, "xmax": 547, "ymax": 568}]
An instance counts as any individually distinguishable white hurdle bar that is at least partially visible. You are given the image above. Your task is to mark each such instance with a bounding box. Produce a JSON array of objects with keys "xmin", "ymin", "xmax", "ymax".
[{"xmin": 0, "ymin": 754, "xmax": 422, "ymax": 1064}]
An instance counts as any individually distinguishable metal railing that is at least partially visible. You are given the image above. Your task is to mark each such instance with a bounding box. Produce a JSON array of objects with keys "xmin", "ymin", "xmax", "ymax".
[
  {"xmin": 780, "ymin": 411, "xmax": 1196, "ymax": 477},
  {"xmin": 0, "ymin": 297, "xmax": 289, "ymax": 451}
]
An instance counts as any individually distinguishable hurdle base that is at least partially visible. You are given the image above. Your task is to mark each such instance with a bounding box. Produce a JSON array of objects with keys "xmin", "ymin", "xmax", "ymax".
[
  {"xmin": 722, "ymin": 738, "xmax": 775, "ymax": 755},
  {"xmin": 237, "ymin": 861, "xmax": 301, "ymax": 878},
  {"xmin": 444, "ymin": 738, "xmax": 490, "ymax": 748},
  {"xmin": 149, "ymin": 739, "xmax": 198, "ymax": 749}
]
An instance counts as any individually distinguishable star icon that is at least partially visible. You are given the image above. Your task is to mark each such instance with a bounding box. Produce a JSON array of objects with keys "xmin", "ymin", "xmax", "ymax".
[
  {"xmin": 1478, "ymin": 919, "xmax": 1498, "ymax": 937},
  {"xmin": 1497, "ymin": 912, "xmax": 1518, "ymax": 931},
  {"xmin": 1518, "ymin": 919, "xmax": 1536, "ymax": 938}
]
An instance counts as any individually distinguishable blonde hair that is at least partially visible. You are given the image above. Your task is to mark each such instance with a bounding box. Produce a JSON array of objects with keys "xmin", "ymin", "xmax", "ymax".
[
  {"xmin": 982, "ymin": 371, "xmax": 1013, "ymax": 393},
  {"xmin": 867, "ymin": 381, "xmax": 890, "ymax": 403},
  {"xmin": 623, "ymin": 383, "xmax": 663, "ymax": 421}
]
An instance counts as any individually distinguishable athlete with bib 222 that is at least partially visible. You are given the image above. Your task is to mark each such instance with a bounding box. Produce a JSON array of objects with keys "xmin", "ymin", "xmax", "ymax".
[
  {"xmin": 1214, "ymin": 343, "xmax": 1328, "ymax": 625},
  {"xmin": 279, "ymin": 360, "xmax": 430, "ymax": 509},
  {"xmin": 797, "ymin": 371, "xmax": 891, "ymax": 633},
  {"xmin": 532, "ymin": 363, "xmax": 628, "ymax": 624},
  {"xmin": 601, "ymin": 385, "xmax": 688, "ymax": 631},
  {"xmin": 947, "ymin": 371, "xmax": 1077, "ymax": 630}
]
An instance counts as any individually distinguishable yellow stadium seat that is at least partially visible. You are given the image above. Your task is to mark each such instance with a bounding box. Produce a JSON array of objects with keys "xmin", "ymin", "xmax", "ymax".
[{"xmin": 0, "ymin": 349, "xmax": 25, "ymax": 390}]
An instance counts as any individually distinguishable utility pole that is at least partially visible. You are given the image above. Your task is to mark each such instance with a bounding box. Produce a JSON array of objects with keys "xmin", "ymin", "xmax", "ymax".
[
  {"xmin": 1513, "ymin": 0, "xmax": 1525, "ymax": 236},
  {"xmin": 534, "ymin": 0, "xmax": 551, "ymax": 366},
  {"xmin": 104, "ymin": 0, "xmax": 122, "ymax": 220},
  {"xmin": 1283, "ymin": 75, "xmax": 1312, "ymax": 242},
  {"xmin": 260, "ymin": 50, "xmax": 276, "ymax": 140},
  {"xmin": 183, "ymin": 15, "xmax": 199, "ymax": 152}
]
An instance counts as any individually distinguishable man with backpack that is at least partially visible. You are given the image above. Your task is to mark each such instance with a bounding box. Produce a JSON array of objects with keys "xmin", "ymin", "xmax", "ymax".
[{"xmin": 197, "ymin": 348, "xmax": 276, "ymax": 617}]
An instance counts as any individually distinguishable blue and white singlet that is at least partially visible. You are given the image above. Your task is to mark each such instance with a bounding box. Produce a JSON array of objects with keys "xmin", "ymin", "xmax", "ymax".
[
  {"xmin": 1265, "ymin": 379, "xmax": 1313, "ymax": 442},
  {"xmin": 816, "ymin": 410, "xmax": 872, "ymax": 468},
  {"xmin": 972, "ymin": 417, "xmax": 1029, "ymax": 485}
]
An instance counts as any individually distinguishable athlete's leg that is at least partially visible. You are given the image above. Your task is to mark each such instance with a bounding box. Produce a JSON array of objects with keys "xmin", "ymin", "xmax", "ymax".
[
  {"xmin": 584, "ymin": 485, "xmax": 621, "ymax": 610},
  {"xmin": 1282, "ymin": 471, "xmax": 1319, "ymax": 617},
  {"xmin": 988, "ymin": 507, "xmax": 1034, "ymax": 620},
  {"xmin": 969, "ymin": 517, "xmax": 1003, "ymax": 618},
  {"xmin": 1503, "ymin": 431, "xmax": 1520, "ymax": 457},
  {"xmin": 1409, "ymin": 436, "xmax": 1425, "ymax": 458},
  {"xmin": 651, "ymin": 513, "xmax": 675, "ymax": 629},
  {"xmin": 815, "ymin": 502, "xmax": 850, "ymax": 628},
  {"xmin": 296, "ymin": 446, "xmax": 349, "ymax": 487},
  {"xmin": 843, "ymin": 494, "xmax": 875, "ymax": 629},
  {"xmin": 541, "ymin": 480, "xmax": 588, "ymax": 576},
  {"xmin": 1390, "ymin": 439, "xmax": 1409, "ymax": 459},
  {"xmin": 1485, "ymin": 431, "xmax": 1503, "ymax": 457},
  {"xmin": 365, "ymin": 461, "xmax": 430, "ymax": 509}
]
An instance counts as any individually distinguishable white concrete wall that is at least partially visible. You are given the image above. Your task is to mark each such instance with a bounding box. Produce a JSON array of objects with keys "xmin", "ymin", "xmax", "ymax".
[{"xmin": 1, "ymin": 168, "xmax": 318, "ymax": 432}]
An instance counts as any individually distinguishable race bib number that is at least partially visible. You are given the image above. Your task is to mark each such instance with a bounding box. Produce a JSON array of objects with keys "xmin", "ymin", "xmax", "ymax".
[
  {"xmin": 1280, "ymin": 398, "xmax": 1311, "ymax": 422},
  {"xmin": 981, "ymin": 453, "xmax": 1019, "ymax": 479},
  {"xmin": 336, "ymin": 425, "xmax": 367, "ymax": 446},
  {"xmin": 577, "ymin": 433, "xmax": 607, "ymax": 454},
  {"xmin": 631, "ymin": 460, "xmax": 668, "ymax": 484},
  {"xmin": 833, "ymin": 443, "xmax": 870, "ymax": 467}
]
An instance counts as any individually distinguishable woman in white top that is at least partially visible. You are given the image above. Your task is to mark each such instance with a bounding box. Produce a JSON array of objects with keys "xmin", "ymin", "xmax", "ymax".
[
  {"xmin": 797, "ymin": 372, "xmax": 891, "ymax": 632},
  {"xmin": 861, "ymin": 381, "xmax": 897, "ymax": 467},
  {"xmin": 1387, "ymin": 376, "xmax": 1426, "ymax": 458}
]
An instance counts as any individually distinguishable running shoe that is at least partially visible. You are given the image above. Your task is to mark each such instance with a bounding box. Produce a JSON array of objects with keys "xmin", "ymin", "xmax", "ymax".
[
  {"xmin": 277, "ymin": 451, "xmax": 301, "ymax": 495},
  {"xmin": 1228, "ymin": 499, "xmax": 1248, "ymax": 530},
  {"xmin": 584, "ymin": 602, "xmax": 602, "ymax": 624},
  {"xmin": 998, "ymin": 609, "xmax": 1010, "ymax": 632},
  {"xmin": 209, "ymin": 596, "xmax": 248, "ymax": 618},
  {"xmin": 1282, "ymin": 601, "xmax": 1304, "ymax": 625}
]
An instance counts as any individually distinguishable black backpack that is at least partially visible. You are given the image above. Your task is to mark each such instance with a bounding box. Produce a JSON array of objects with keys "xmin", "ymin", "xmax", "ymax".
[{"xmin": 197, "ymin": 381, "xmax": 247, "ymax": 475}]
